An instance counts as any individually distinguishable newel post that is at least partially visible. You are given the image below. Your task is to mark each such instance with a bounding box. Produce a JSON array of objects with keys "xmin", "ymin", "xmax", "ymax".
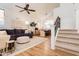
[{"xmin": 51, "ymin": 24, "xmax": 56, "ymax": 50}]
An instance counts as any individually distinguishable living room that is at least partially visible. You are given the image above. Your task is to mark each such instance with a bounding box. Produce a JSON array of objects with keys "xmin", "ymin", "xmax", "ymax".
[
  {"xmin": 0, "ymin": 3, "xmax": 79, "ymax": 56},
  {"xmin": 0, "ymin": 1, "xmax": 79, "ymax": 59},
  {"xmin": 0, "ymin": 3, "xmax": 60, "ymax": 56}
]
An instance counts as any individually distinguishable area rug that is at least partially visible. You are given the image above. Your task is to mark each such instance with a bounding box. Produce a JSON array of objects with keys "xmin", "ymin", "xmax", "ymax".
[{"xmin": 9, "ymin": 36, "xmax": 45, "ymax": 56}]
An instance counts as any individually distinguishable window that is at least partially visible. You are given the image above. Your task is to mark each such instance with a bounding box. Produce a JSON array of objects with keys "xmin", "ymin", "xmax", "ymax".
[{"xmin": 0, "ymin": 9, "xmax": 4, "ymax": 28}]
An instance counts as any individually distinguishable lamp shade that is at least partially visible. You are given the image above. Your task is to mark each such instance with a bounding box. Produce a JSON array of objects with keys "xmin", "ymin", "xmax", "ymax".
[{"xmin": 25, "ymin": 21, "xmax": 29, "ymax": 25}]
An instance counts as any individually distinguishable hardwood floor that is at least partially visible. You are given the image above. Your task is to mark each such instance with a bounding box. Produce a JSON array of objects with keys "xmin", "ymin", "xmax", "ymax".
[{"xmin": 16, "ymin": 36, "xmax": 74, "ymax": 56}]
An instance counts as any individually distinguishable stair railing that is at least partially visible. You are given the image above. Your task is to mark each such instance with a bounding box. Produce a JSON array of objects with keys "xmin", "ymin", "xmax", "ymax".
[
  {"xmin": 51, "ymin": 16, "xmax": 60, "ymax": 49},
  {"xmin": 54, "ymin": 16, "xmax": 60, "ymax": 36}
]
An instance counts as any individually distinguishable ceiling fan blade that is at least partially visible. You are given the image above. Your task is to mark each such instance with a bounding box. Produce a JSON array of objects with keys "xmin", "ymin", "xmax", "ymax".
[
  {"xmin": 20, "ymin": 10, "xmax": 25, "ymax": 12},
  {"xmin": 28, "ymin": 9, "xmax": 35, "ymax": 12},
  {"xmin": 26, "ymin": 10, "xmax": 30, "ymax": 14},
  {"xmin": 26, "ymin": 4, "xmax": 29, "ymax": 9},
  {"xmin": 16, "ymin": 5, "xmax": 24, "ymax": 9}
]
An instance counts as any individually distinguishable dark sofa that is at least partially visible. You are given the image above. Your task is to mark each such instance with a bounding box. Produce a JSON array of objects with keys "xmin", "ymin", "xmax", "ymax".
[
  {"xmin": 6, "ymin": 29, "xmax": 33, "ymax": 40},
  {"xmin": 5, "ymin": 29, "xmax": 33, "ymax": 40},
  {"xmin": 0, "ymin": 29, "xmax": 33, "ymax": 51}
]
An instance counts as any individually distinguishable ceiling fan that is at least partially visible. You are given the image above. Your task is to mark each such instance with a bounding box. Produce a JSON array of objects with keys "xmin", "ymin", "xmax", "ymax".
[{"xmin": 16, "ymin": 4, "xmax": 36, "ymax": 14}]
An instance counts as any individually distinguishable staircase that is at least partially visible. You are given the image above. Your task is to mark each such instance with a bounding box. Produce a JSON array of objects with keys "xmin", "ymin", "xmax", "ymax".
[{"xmin": 56, "ymin": 29, "xmax": 79, "ymax": 56}]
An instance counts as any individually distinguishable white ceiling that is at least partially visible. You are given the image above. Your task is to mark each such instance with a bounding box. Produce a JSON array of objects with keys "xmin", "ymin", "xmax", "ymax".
[
  {"xmin": 0, "ymin": 3, "xmax": 60, "ymax": 28},
  {"xmin": 0, "ymin": 3, "xmax": 60, "ymax": 21}
]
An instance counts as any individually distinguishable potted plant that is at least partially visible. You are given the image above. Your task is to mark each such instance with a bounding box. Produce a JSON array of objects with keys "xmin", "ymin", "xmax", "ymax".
[{"xmin": 30, "ymin": 22, "xmax": 37, "ymax": 27}]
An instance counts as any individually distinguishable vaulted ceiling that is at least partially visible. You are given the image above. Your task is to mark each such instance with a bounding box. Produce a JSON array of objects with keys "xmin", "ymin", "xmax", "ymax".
[
  {"xmin": 0, "ymin": 3, "xmax": 60, "ymax": 20},
  {"xmin": 0, "ymin": 3, "xmax": 60, "ymax": 28}
]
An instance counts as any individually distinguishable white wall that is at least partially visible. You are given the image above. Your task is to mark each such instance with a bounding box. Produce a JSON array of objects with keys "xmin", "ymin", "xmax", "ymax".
[
  {"xmin": 53, "ymin": 3, "xmax": 76, "ymax": 29},
  {"xmin": 0, "ymin": 4, "xmax": 14, "ymax": 29},
  {"xmin": 75, "ymin": 4, "xmax": 79, "ymax": 31},
  {"xmin": 0, "ymin": 3, "xmax": 59, "ymax": 29},
  {"xmin": 76, "ymin": 9, "xmax": 79, "ymax": 30},
  {"xmin": 51, "ymin": 3, "xmax": 76, "ymax": 49}
]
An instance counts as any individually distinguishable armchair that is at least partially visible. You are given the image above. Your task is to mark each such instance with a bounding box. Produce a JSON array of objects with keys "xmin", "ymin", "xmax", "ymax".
[{"xmin": 0, "ymin": 31, "xmax": 14, "ymax": 55}]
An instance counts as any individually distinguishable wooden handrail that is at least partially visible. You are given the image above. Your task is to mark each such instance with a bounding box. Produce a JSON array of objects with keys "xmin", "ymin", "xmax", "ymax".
[
  {"xmin": 51, "ymin": 16, "xmax": 61, "ymax": 49},
  {"xmin": 54, "ymin": 16, "xmax": 60, "ymax": 36}
]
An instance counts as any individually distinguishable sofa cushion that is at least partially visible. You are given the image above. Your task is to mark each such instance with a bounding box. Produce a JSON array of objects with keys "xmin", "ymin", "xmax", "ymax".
[
  {"xmin": 6, "ymin": 29, "xmax": 15, "ymax": 35},
  {"xmin": 15, "ymin": 29, "xmax": 25, "ymax": 35}
]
